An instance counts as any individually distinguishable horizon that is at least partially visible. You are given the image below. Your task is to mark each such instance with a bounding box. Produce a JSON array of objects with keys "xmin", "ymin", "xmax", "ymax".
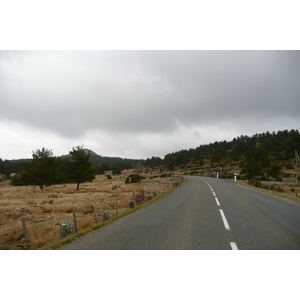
[{"xmin": 2, "ymin": 128, "xmax": 299, "ymax": 161}]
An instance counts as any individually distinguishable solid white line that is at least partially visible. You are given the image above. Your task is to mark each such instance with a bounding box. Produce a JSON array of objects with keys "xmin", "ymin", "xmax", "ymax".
[
  {"xmin": 215, "ymin": 197, "xmax": 220, "ymax": 206},
  {"xmin": 230, "ymin": 242, "xmax": 238, "ymax": 250},
  {"xmin": 219, "ymin": 209, "xmax": 230, "ymax": 230}
]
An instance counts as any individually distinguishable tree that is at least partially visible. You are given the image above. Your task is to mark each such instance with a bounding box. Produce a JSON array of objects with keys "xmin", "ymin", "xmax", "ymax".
[
  {"xmin": 11, "ymin": 147, "xmax": 56, "ymax": 189},
  {"xmin": 68, "ymin": 146, "xmax": 96, "ymax": 190},
  {"xmin": 241, "ymin": 149, "xmax": 270, "ymax": 179}
]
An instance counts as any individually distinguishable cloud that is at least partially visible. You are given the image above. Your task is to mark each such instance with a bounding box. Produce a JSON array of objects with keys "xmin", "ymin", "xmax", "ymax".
[{"xmin": 1, "ymin": 50, "xmax": 299, "ymax": 159}]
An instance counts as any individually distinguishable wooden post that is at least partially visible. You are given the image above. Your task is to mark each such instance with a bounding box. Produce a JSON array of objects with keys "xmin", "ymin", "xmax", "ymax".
[
  {"xmin": 91, "ymin": 205, "xmax": 99, "ymax": 224},
  {"xmin": 22, "ymin": 217, "xmax": 30, "ymax": 250},
  {"xmin": 72, "ymin": 206, "xmax": 78, "ymax": 233},
  {"xmin": 116, "ymin": 196, "xmax": 119, "ymax": 216}
]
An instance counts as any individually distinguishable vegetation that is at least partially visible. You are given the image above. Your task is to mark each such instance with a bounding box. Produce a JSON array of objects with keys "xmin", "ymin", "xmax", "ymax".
[
  {"xmin": 143, "ymin": 129, "xmax": 300, "ymax": 180},
  {"xmin": 68, "ymin": 146, "xmax": 96, "ymax": 190},
  {"xmin": 10, "ymin": 146, "xmax": 96, "ymax": 190},
  {"xmin": 10, "ymin": 148, "xmax": 57, "ymax": 189},
  {"xmin": 0, "ymin": 172, "xmax": 184, "ymax": 250},
  {"xmin": 2, "ymin": 129, "xmax": 300, "ymax": 183},
  {"xmin": 125, "ymin": 174, "xmax": 146, "ymax": 184}
]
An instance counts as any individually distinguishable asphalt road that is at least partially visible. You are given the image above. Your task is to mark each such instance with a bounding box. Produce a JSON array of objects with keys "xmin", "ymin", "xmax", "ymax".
[{"xmin": 60, "ymin": 176, "xmax": 300, "ymax": 250}]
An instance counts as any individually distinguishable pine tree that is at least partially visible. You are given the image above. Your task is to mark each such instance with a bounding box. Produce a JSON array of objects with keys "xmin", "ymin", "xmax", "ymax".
[
  {"xmin": 68, "ymin": 146, "xmax": 96, "ymax": 190},
  {"xmin": 11, "ymin": 147, "xmax": 56, "ymax": 189}
]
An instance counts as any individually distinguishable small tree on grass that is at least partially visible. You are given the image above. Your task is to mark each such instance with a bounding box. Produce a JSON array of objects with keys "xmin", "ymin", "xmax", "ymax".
[{"xmin": 68, "ymin": 146, "xmax": 96, "ymax": 190}]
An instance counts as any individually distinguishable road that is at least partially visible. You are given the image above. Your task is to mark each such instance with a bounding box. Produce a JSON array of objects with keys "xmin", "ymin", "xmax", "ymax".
[{"xmin": 60, "ymin": 176, "xmax": 300, "ymax": 250}]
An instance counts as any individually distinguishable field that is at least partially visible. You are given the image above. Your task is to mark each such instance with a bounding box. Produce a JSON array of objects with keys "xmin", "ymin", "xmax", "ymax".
[{"xmin": 0, "ymin": 170, "xmax": 180, "ymax": 250}]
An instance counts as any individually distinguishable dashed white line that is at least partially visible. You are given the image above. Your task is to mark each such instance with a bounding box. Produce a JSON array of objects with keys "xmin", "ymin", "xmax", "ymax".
[
  {"xmin": 219, "ymin": 209, "xmax": 230, "ymax": 230},
  {"xmin": 212, "ymin": 192, "xmax": 216, "ymax": 196},
  {"xmin": 215, "ymin": 197, "xmax": 220, "ymax": 206},
  {"xmin": 230, "ymin": 242, "xmax": 238, "ymax": 250}
]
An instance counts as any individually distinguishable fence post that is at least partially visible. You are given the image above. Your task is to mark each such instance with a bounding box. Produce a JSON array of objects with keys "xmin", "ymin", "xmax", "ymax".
[
  {"xmin": 22, "ymin": 217, "xmax": 30, "ymax": 250},
  {"xmin": 116, "ymin": 196, "xmax": 119, "ymax": 216},
  {"xmin": 72, "ymin": 206, "xmax": 78, "ymax": 233},
  {"xmin": 91, "ymin": 205, "xmax": 99, "ymax": 224}
]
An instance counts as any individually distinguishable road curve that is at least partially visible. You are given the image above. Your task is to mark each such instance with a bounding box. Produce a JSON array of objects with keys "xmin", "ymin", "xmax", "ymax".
[{"xmin": 59, "ymin": 176, "xmax": 300, "ymax": 250}]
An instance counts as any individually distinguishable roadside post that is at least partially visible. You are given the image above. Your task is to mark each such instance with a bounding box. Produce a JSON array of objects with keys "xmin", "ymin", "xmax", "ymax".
[{"xmin": 234, "ymin": 173, "xmax": 237, "ymax": 182}]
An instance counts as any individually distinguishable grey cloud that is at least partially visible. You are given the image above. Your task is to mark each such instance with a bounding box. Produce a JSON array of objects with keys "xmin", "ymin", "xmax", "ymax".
[{"xmin": 1, "ymin": 50, "xmax": 299, "ymax": 143}]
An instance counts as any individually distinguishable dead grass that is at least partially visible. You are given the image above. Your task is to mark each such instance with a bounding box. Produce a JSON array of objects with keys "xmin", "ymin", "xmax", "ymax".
[{"xmin": 0, "ymin": 172, "xmax": 181, "ymax": 250}]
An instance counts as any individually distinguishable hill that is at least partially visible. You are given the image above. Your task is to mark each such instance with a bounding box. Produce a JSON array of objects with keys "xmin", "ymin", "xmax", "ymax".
[{"xmin": 145, "ymin": 129, "xmax": 300, "ymax": 181}]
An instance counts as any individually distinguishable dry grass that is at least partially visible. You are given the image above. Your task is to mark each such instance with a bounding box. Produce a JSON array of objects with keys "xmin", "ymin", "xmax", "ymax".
[{"xmin": 0, "ymin": 171, "xmax": 180, "ymax": 250}]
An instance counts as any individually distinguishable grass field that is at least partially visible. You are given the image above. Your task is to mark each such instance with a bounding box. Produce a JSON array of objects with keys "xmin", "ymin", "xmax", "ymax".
[{"xmin": 0, "ymin": 171, "xmax": 179, "ymax": 250}]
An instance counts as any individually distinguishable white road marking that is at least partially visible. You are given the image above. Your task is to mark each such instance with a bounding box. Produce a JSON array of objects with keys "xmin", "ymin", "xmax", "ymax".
[
  {"xmin": 215, "ymin": 197, "xmax": 220, "ymax": 206},
  {"xmin": 213, "ymin": 192, "xmax": 216, "ymax": 196},
  {"xmin": 219, "ymin": 209, "xmax": 230, "ymax": 230},
  {"xmin": 230, "ymin": 242, "xmax": 238, "ymax": 250}
]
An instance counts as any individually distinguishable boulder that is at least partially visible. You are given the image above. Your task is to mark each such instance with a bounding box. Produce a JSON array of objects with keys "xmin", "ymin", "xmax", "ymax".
[
  {"xmin": 102, "ymin": 210, "xmax": 112, "ymax": 222},
  {"xmin": 59, "ymin": 221, "xmax": 75, "ymax": 240}
]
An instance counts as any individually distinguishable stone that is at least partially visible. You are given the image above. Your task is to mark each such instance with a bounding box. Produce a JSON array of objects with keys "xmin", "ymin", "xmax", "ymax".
[
  {"xmin": 102, "ymin": 210, "xmax": 112, "ymax": 222},
  {"xmin": 59, "ymin": 221, "xmax": 75, "ymax": 240},
  {"xmin": 112, "ymin": 184, "xmax": 121, "ymax": 190}
]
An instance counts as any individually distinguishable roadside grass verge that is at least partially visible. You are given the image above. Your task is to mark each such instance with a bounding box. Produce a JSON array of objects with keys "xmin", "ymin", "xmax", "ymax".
[
  {"xmin": 234, "ymin": 181, "xmax": 300, "ymax": 206},
  {"xmin": 40, "ymin": 178, "xmax": 187, "ymax": 250}
]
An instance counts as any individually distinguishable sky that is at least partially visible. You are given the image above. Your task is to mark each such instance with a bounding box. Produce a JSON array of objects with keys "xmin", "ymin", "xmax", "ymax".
[
  {"xmin": 1, "ymin": 1, "xmax": 300, "ymax": 161},
  {"xmin": 1, "ymin": 50, "xmax": 300, "ymax": 160}
]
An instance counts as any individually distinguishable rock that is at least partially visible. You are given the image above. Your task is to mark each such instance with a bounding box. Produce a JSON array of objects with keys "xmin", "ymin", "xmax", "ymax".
[
  {"xmin": 112, "ymin": 185, "xmax": 121, "ymax": 190},
  {"xmin": 145, "ymin": 190, "xmax": 157, "ymax": 197},
  {"xmin": 15, "ymin": 207, "xmax": 28, "ymax": 213},
  {"xmin": 59, "ymin": 221, "xmax": 75, "ymax": 240},
  {"xmin": 102, "ymin": 210, "xmax": 112, "ymax": 222}
]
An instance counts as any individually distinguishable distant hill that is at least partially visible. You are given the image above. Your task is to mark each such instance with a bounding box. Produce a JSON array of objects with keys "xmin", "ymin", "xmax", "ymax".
[
  {"xmin": 60, "ymin": 148, "xmax": 138, "ymax": 167},
  {"xmin": 148, "ymin": 129, "xmax": 300, "ymax": 180}
]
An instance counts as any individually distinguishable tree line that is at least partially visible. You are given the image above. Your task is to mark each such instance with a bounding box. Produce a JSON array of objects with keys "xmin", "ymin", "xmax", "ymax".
[
  {"xmin": 2, "ymin": 129, "xmax": 299, "ymax": 183},
  {"xmin": 144, "ymin": 129, "xmax": 300, "ymax": 179}
]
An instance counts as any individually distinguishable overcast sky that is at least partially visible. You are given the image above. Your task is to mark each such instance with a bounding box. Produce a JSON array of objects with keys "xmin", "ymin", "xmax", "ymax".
[{"xmin": 1, "ymin": 50, "xmax": 299, "ymax": 160}]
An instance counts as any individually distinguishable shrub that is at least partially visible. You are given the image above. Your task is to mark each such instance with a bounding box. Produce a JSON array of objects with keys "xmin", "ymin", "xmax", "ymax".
[
  {"xmin": 134, "ymin": 189, "xmax": 145, "ymax": 205},
  {"xmin": 129, "ymin": 200, "xmax": 136, "ymax": 209},
  {"xmin": 248, "ymin": 177, "xmax": 261, "ymax": 188},
  {"xmin": 40, "ymin": 205, "xmax": 52, "ymax": 213},
  {"xmin": 125, "ymin": 174, "xmax": 145, "ymax": 184}
]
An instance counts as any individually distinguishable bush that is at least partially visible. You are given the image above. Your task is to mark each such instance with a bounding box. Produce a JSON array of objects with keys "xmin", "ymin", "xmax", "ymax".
[
  {"xmin": 129, "ymin": 200, "xmax": 136, "ymax": 209},
  {"xmin": 125, "ymin": 174, "xmax": 145, "ymax": 184},
  {"xmin": 248, "ymin": 177, "xmax": 261, "ymax": 188}
]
